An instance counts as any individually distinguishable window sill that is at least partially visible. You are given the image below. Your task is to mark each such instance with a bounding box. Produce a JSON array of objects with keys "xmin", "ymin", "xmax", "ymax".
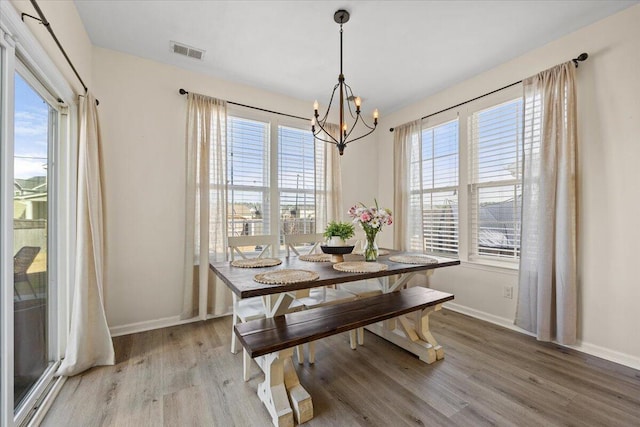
[{"xmin": 460, "ymin": 258, "xmax": 519, "ymax": 275}]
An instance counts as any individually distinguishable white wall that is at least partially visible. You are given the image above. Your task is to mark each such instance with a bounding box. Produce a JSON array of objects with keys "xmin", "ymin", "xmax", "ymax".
[
  {"xmin": 378, "ymin": 4, "xmax": 640, "ymax": 367},
  {"xmin": 92, "ymin": 47, "xmax": 378, "ymax": 328}
]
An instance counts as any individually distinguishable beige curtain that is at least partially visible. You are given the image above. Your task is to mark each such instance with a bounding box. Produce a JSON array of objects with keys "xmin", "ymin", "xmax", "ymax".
[
  {"xmin": 57, "ymin": 92, "xmax": 114, "ymax": 376},
  {"xmin": 515, "ymin": 62, "xmax": 577, "ymax": 344},
  {"xmin": 393, "ymin": 120, "xmax": 422, "ymax": 251},
  {"xmin": 181, "ymin": 93, "xmax": 230, "ymax": 320},
  {"xmin": 316, "ymin": 123, "xmax": 343, "ymax": 227}
]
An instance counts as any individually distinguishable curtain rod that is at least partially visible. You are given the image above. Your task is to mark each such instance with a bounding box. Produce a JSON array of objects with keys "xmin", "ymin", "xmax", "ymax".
[
  {"xmin": 178, "ymin": 88, "xmax": 309, "ymax": 121},
  {"xmin": 389, "ymin": 52, "xmax": 588, "ymax": 132},
  {"xmin": 22, "ymin": 0, "xmax": 99, "ymax": 105}
]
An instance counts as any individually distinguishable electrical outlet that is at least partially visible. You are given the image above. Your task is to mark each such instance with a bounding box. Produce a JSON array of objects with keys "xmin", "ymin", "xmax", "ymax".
[{"xmin": 503, "ymin": 286, "xmax": 513, "ymax": 299}]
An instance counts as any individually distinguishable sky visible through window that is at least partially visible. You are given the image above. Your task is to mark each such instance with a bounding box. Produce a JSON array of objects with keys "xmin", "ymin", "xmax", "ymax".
[{"xmin": 14, "ymin": 74, "xmax": 49, "ymax": 180}]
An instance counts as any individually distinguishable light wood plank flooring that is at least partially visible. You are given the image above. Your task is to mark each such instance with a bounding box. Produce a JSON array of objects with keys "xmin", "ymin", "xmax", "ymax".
[{"xmin": 42, "ymin": 310, "xmax": 640, "ymax": 426}]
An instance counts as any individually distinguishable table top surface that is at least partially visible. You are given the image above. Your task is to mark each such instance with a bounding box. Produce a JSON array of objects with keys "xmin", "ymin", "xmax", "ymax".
[{"xmin": 209, "ymin": 250, "xmax": 460, "ymax": 298}]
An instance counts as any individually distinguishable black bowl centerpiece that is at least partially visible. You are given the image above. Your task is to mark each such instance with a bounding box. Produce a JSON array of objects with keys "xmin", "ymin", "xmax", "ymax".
[{"xmin": 320, "ymin": 245, "xmax": 355, "ymax": 263}]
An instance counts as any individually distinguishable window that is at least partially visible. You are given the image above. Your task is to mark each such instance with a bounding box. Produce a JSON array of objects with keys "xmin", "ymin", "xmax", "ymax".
[
  {"xmin": 469, "ymin": 99, "xmax": 523, "ymax": 260},
  {"xmin": 410, "ymin": 120, "xmax": 459, "ymax": 255},
  {"xmin": 227, "ymin": 116, "xmax": 270, "ymax": 237},
  {"xmin": 278, "ymin": 125, "xmax": 319, "ymax": 236},
  {"xmin": 409, "ymin": 89, "xmax": 523, "ymax": 265},
  {"xmin": 226, "ymin": 112, "xmax": 326, "ymax": 251}
]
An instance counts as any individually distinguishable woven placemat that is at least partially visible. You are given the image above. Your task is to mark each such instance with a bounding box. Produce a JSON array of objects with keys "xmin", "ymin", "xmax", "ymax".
[
  {"xmin": 352, "ymin": 248, "xmax": 390, "ymax": 256},
  {"xmin": 299, "ymin": 253, "xmax": 332, "ymax": 263},
  {"xmin": 254, "ymin": 269, "xmax": 319, "ymax": 284},
  {"xmin": 333, "ymin": 262, "xmax": 388, "ymax": 273},
  {"xmin": 388, "ymin": 255, "xmax": 438, "ymax": 265},
  {"xmin": 231, "ymin": 258, "xmax": 282, "ymax": 268}
]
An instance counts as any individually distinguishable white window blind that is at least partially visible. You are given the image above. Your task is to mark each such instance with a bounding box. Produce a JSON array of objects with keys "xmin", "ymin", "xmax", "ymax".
[
  {"xmin": 227, "ymin": 116, "xmax": 270, "ymax": 237},
  {"xmin": 419, "ymin": 119, "xmax": 459, "ymax": 255},
  {"xmin": 278, "ymin": 125, "xmax": 318, "ymax": 236},
  {"xmin": 469, "ymin": 98, "xmax": 523, "ymax": 260}
]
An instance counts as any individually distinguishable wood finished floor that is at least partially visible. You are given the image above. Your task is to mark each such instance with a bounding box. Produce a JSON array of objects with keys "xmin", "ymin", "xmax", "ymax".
[{"xmin": 42, "ymin": 310, "xmax": 640, "ymax": 426}]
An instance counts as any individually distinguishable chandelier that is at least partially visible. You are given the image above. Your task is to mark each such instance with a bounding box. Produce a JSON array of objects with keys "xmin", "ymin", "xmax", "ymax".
[{"xmin": 311, "ymin": 9, "xmax": 378, "ymax": 156}]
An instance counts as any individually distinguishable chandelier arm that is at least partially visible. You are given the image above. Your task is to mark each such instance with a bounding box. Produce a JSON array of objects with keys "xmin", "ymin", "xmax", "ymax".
[
  {"xmin": 343, "ymin": 83, "xmax": 359, "ymax": 120},
  {"xmin": 343, "ymin": 113, "xmax": 361, "ymax": 141},
  {"xmin": 357, "ymin": 117, "xmax": 377, "ymax": 131},
  {"xmin": 312, "ymin": 133, "xmax": 339, "ymax": 145},
  {"xmin": 317, "ymin": 83, "xmax": 341, "ymax": 124},
  {"xmin": 313, "ymin": 120, "xmax": 340, "ymax": 145},
  {"xmin": 343, "ymin": 126, "xmax": 377, "ymax": 145}
]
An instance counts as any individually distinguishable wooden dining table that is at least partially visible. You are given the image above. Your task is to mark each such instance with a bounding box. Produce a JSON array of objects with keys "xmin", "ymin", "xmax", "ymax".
[{"xmin": 209, "ymin": 250, "xmax": 460, "ymax": 426}]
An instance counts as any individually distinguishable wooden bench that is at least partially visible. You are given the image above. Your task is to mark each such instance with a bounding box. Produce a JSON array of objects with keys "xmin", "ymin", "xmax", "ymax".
[
  {"xmin": 235, "ymin": 286, "xmax": 454, "ymax": 426},
  {"xmin": 235, "ymin": 286, "xmax": 454, "ymax": 358}
]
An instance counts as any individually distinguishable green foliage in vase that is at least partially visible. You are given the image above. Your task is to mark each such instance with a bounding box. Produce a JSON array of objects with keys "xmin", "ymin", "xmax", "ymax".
[{"xmin": 323, "ymin": 221, "xmax": 355, "ymax": 241}]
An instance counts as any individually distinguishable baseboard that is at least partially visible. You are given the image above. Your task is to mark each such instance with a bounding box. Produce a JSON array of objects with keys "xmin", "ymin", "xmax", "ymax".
[
  {"xmin": 443, "ymin": 302, "xmax": 640, "ymax": 371},
  {"xmin": 565, "ymin": 341, "xmax": 640, "ymax": 371},
  {"xmin": 109, "ymin": 312, "xmax": 232, "ymax": 337},
  {"xmin": 109, "ymin": 315, "xmax": 196, "ymax": 337},
  {"xmin": 443, "ymin": 302, "xmax": 535, "ymax": 336}
]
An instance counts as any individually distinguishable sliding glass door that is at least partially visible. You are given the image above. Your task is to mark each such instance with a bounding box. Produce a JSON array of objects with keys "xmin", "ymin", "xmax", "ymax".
[
  {"xmin": 12, "ymin": 71, "xmax": 57, "ymax": 411},
  {"xmin": 1, "ymin": 6, "xmax": 74, "ymax": 425}
]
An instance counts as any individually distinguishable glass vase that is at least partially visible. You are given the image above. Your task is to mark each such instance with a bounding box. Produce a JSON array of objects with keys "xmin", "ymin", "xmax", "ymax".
[{"xmin": 363, "ymin": 232, "xmax": 379, "ymax": 262}]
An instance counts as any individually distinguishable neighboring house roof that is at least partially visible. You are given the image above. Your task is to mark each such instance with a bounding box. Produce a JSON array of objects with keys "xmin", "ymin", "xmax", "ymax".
[{"xmin": 14, "ymin": 176, "xmax": 47, "ymax": 198}]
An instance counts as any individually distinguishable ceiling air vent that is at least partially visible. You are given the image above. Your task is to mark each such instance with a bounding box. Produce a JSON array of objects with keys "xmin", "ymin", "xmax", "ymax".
[{"xmin": 170, "ymin": 41, "xmax": 205, "ymax": 60}]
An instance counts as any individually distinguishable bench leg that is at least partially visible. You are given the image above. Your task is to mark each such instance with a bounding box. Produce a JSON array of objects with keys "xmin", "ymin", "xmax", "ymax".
[
  {"xmin": 357, "ymin": 327, "xmax": 364, "ymax": 346},
  {"xmin": 257, "ymin": 351, "xmax": 295, "ymax": 427},
  {"xmin": 364, "ymin": 302, "xmax": 445, "ymax": 364},
  {"xmin": 417, "ymin": 305, "xmax": 445, "ymax": 361},
  {"xmin": 283, "ymin": 357, "xmax": 313, "ymax": 424}
]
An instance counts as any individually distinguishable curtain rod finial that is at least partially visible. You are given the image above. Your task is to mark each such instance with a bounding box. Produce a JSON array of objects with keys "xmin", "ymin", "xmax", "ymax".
[
  {"xmin": 389, "ymin": 128, "xmax": 394, "ymax": 132},
  {"xmin": 179, "ymin": 88, "xmax": 188, "ymax": 95},
  {"xmin": 572, "ymin": 52, "xmax": 588, "ymax": 67}
]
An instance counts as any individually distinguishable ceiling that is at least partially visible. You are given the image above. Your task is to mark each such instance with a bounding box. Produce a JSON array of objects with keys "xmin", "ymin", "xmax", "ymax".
[{"xmin": 74, "ymin": 0, "xmax": 638, "ymax": 114}]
